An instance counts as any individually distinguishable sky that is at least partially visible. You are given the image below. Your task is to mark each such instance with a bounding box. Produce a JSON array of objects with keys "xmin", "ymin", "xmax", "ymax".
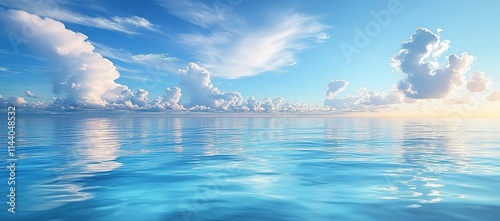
[{"xmin": 1, "ymin": 0, "xmax": 500, "ymax": 114}]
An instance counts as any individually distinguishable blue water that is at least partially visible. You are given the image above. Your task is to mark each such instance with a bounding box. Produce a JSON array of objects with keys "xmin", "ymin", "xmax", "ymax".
[{"xmin": 1, "ymin": 113, "xmax": 500, "ymax": 220}]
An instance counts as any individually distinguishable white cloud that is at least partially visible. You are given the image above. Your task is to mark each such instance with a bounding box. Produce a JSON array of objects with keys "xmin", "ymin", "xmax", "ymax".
[
  {"xmin": 325, "ymin": 80, "xmax": 349, "ymax": 99},
  {"xmin": 150, "ymin": 87, "xmax": 184, "ymax": 110},
  {"xmin": 178, "ymin": 62, "xmax": 244, "ymax": 110},
  {"xmin": 25, "ymin": 90, "xmax": 38, "ymax": 98},
  {"xmin": 359, "ymin": 86, "xmax": 404, "ymax": 106},
  {"xmin": 0, "ymin": 0, "xmax": 157, "ymax": 34},
  {"xmin": 467, "ymin": 71, "xmax": 490, "ymax": 93},
  {"xmin": 131, "ymin": 53, "xmax": 177, "ymax": 63},
  {"xmin": 0, "ymin": 95, "xmax": 48, "ymax": 108},
  {"xmin": 92, "ymin": 42, "xmax": 181, "ymax": 75},
  {"xmin": 487, "ymin": 90, "xmax": 500, "ymax": 101},
  {"xmin": 0, "ymin": 96, "xmax": 26, "ymax": 107},
  {"xmin": 1, "ymin": 9, "xmax": 148, "ymax": 109},
  {"xmin": 392, "ymin": 27, "xmax": 474, "ymax": 99},
  {"xmin": 178, "ymin": 12, "xmax": 329, "ymax": 79},
  {"xmin": 246, "ymin": 96, "xmax": 261, "ymax": 111},
  {"xmin": 324, "ymin": 80, "xmax": 404, "ymax": 110},
  {"xmin": 159, "ymin": 0, "xmax": 226, "ymax": 29}
]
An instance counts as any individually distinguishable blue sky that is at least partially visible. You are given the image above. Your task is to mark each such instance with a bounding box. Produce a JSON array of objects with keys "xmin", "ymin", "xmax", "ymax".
[{"xmin": 1, "ymin": 0, "xmax": 500, "ymax": 113}]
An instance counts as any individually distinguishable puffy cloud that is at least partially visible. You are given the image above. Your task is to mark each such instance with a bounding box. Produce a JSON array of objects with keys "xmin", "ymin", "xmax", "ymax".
[
  {"xmin": 359, "ymin": 87, "xmax": 404, "ymax": 106},
  {"xmin": 392, "ymin": 27, "xmax": 474, "ymax": 99},
  {"xmin": 325, "ymin": 80, "xmax": 349, "ymax": 99},
  {"xmin": 149, "ymin": 87, "xmax": 184, "ymax": 110},
  {"xmin": 324, "ymin": 80, "xmax": 403, "ymax": 110},
  {"xmin": 467, "ymin": 71, "xmax": 490, "ymax": 93},
  {"xmin": 178, "ymin": 12, "xmax": 329, "ymax": 79},
  {"xmin": 1, "ymin": 9, "xmax": 134, "ymax": 108},
  {"xmin": 178, "ymin": 62, "xmax": 243, "ymax": 110},
  {"xmin": 25, "ymin": 90, "xmax": 39, "ymax": 98},
  {"xmin": 130, "ymin": 89, "xmax": 149, "ymax": 107},
  {"xmin": 261, "ymin": 98, "xmax": 275, "ymax": 112},
  {"xmin": 487, "ymin": 90, "xmax": 500, "ymax": 101},
  {"xmin": 0, "ymin": 96, "xmax": 26, "ymax": 107},
  {"xmin": 0, "ymin": 95, "xmax": 48, "ymax": 108},
  {"xmin": 246, "ymin": 96, "xmax": 261, "ymax": 111}
]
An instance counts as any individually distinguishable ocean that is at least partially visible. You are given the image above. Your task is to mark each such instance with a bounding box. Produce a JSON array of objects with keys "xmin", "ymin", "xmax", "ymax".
[{"xmin": 1, "ymin": 112, "xmax": 500, "ymax": 220}]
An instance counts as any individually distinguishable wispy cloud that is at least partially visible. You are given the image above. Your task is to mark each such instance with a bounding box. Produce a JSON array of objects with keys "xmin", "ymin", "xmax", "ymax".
[
  {"xmin": 178, "ymin": 12, "xmax": 329, "ymax": 79},
  {"xmin": 158, "ymin": 0, "xmax": 226, "ymax": 29},
  {"xmin": 92, "ymin": 42, "xmax": 181, "ymax": 79},
  {"xmin": 132, "ymin": 53, "xmax": 177, "ymax": 63},
  {"xmin": 0, "ymin": 0, "xmax": 158, "ymax": 34}
]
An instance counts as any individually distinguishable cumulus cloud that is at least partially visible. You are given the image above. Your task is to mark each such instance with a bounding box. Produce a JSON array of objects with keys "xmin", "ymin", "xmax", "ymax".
[
  {"xmin": 0, "ymin": 95, "xmax": 26, "ymax": 107},
  {"xmin": 487, "ymin": 90, "xmax": 500, "ymax": 101},
  {"xmin": 325, "ymin": 80, "xmax": 349, "ymax": 99},
  {"xmin": 0, "ymin": 95, "xmax": 49, "ymax": 108},
  {"xmin": 359, "ymin": 87, "xmax": 404, "ymax": 106},
  {"xmin": 391, "ymin": 27, "xmax": 474, "ymax": 99},
  {"xmin": 246, "ymin": 96, "xmax": 261, "ymax": 111},
  {"xmin": 25, "ymin": 90, "xmax": 39, "ymax": 98},
  {"xmin": 149, "ymin": 87, "xmax": 184, "ymax": 110},
  {"xmin": 324, "ymin": 80, "xmax": 403, "ymax": 110},
  {"xmin": 178, "ymin": 12, "xmax": 329, "ymax": 79},
  {"xmin": 0, "ymin": 0, "xmax": 157, "ymax": 34},
  {"xmin": 178, "ymin": 62, "xmax": 244, "ymax": 110},
  {"xmin": 1, "ymin": 9, "xmax": 162, "ymax": 110},
  {"xmin": 467, "ymin": 71, "xmax": 490, "ymax": 93}
]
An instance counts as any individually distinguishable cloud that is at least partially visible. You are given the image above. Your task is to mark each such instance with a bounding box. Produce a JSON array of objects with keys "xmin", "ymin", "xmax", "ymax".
[
  {"xmin": 359, "ymin": 87, "xmax": 405, "ymax": 106},
  {"xmin": 0, "ymin": 95, "xmax": 26, "ymax": 107},
  {"xmin": 391, "ymin": 27, "xmax": 474, "ymax": 99},
  {"xmin": 158, "ymin": 0, "xmax": 227, "ymax": 29},
  {"xmin": 25, "ymin": 90, "xmax": 39, "ymax": 98},
  {"xmin": 149, "ymin": 87, "xmax": 184, "ymax": 110},
  {"xmin": 178, "ymin": 12, "xmax": 329, "ymax": 79},
  {"xmin": 131, "ymin": 53, "xmax": 177, "ymax": 63},
  {"xmin": 1, "ymin": 9, "xmax": 146, "ymax": 109},
  {"xmin": 245, "ymin": 96, "xmax": 261, "ymax": 111},
  {"xmin": 325, "ymin": 80, "xmax": 349, "ymax": 99},
  {"xmin": 92, "ymin": 42, "xmax": 181, "ymax": 76},
  {"xmin": 467, "ymin": 71, "xmax": 490, "ymax": 93},
  {"xmin": 178, "ymin": 62, "xmax": 244, "ymax": 110},
  {"xmin": 0, "ymin": 0, "xmax": 157, "ymax": 34},
  {"xmin": 487, "ymin": 90, "xmax": 500, "ymax": 101},
  {"xmin": 0, "ymin": 95, "xmax": 48, "ymax": 108},
  {"xmin": 324, "ymin": 80, "xmax": 404, "ymax": 110}
]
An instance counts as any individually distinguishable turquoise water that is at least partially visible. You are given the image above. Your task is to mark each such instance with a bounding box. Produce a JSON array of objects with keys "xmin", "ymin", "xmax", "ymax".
[{"xmin": 1, "ymin": 113, "xmax": 500, "ymax": 220}]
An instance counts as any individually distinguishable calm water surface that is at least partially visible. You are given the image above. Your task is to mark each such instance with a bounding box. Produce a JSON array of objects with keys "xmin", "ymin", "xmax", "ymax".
[{"xmin": 1, "ymin": 114, "xmax": 499, "ymax": 220}]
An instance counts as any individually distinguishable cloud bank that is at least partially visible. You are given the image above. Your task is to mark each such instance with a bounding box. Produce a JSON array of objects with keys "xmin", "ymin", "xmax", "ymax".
[
  {"xmin": 1, "ymin": 9, "xmax": 497, "ymax": 114},
  {"xmin": 324, "ymin": 80, "xmax": 404, "ymax": 110}
]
